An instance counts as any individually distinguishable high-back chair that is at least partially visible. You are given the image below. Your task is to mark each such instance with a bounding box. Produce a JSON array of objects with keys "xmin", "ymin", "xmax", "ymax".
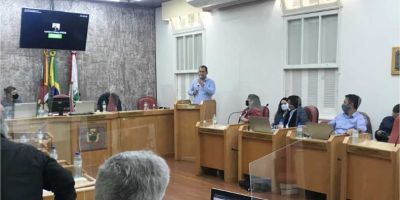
[
  {"xmin": 262, "ymin": 104, "xmax": 270, "ymax": 118},
  {"xmin": 388, "ymin": 116, "xmax": 400, "ymax": 144},
  {"xmin": 97, "ymin": 92, "xmax": 122, "ymax": 112},
  {"xmin": 137, "ymin": 96, "xmax": 156, "ymax": 110},
  {"xmin": 360, "ymin": 112, "xmax": 373, "ymax": 134},
  {"xmin": 304, "ymin": 105, "xmax": 319, "ymax": 123}
]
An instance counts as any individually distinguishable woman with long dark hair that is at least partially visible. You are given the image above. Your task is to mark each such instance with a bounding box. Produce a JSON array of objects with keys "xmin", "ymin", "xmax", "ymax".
[{"xmin": 273, "ymin": 97, "xmax": 288, "ymax": 126}]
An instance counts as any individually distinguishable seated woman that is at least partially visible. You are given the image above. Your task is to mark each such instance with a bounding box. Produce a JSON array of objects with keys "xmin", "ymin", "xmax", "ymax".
[
  {"xmin": 375, "ymin": 104, "xmax": 399, "ymax": 142},
  {"xmin": 283, "ymin": 95, "xmax": 308, "ymax": 128},
  {"xmin": 273, "ymin": 97, "xmax": 289, "ymax": 127},
  {"xmin": 239, "ymin": 94, "xmax": 263, "ymax": 123}
]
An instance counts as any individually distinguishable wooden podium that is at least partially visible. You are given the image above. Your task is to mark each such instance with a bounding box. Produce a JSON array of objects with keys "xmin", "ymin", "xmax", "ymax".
[
  {"xmin": 174, "ymin": 100, "xmax": 216, "ymax": 161},
  {"xmin": 340, "ymin": 137, "xmax": 399, "ymax": 200},
  {"xmin": 195, "ymin": 122, "xmax": 241, "ymax": 182},
  {"xmin": 286, "ymin": 131, "xmax": 345, "ymax": 200}
]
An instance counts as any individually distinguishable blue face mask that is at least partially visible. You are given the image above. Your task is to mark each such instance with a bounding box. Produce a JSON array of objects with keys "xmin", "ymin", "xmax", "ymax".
[{"xmin": 281, "ymin": 103, "xmax": 289, "ymax": 111}]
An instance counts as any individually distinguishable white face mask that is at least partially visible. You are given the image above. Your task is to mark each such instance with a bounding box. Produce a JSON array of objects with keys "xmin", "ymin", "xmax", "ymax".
[{"xmin": 281, "ymin": 103, "xmax": 289, "ymax": 111}]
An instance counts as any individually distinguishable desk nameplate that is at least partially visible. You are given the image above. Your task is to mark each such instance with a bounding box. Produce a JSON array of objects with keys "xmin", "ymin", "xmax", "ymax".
[
  {"xmin": 347, "ymin": 145, "xmax": 392, "ymax": 160},
  {"xmin": 176, "ymin": 104, "xmax": 200, "ymax": 109},
  {"xmin": 199, "ymin": 128, "xmax": 224, "ymax": 135},
  {"xmin": 242, "ymin": 131, "xmax": 273, "ymax": 140}
]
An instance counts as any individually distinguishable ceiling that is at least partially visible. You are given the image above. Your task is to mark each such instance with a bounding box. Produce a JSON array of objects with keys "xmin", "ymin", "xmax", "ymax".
[{"xmin": 88, "ymin": 0, "xmax": 168, "ymax": 8}]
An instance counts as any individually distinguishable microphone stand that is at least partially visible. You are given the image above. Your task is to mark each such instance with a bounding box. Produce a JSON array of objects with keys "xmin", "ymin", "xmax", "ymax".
[{"xmin": 227, "ymin": 111, "xmax": 242, "ymax": 125}]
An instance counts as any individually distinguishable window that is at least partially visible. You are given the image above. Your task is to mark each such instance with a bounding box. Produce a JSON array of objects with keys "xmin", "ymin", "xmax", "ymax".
[
  {"xmin": 284, "ymin": 10, "xmax": 339, "ymax": 118},
  {"xmin": 175, "ymin": 31, "xmax": 204, "ymax": 100}
]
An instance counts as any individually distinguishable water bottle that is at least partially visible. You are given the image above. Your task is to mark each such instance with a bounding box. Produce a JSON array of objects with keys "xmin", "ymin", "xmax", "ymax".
[
  {"xmin": 20, "ymin": 134, "xmax": 28, "ymax": 143},
  {"xmin": 144, "ymin": 102, "xmax": 149, "ymax": 110},
  {"xmin": 73, "ymin": 152, "xmax": 83, "ymax": 178},
  {"xmin": 296, "ymin": 125, "xmax": 303, "ymax": 138},
  {"xmin": 102, "ymin": 102, "xmax": 106, "ymax": 112},
  {"xmin": 278, "ymin": 120, "xmax": 284, "ymax": 129},
  {"xmin": 352, "ymin": 129, "xmax": 359, "ymax": 143},
  {"xmin": 212, "ymin": 114, "xmax": 217, "ymax": 125},
  {"xmin": 152, "ymin": 104, "xmax": 156, "ymax": 109},
  {"xmin": 49, "ymin": 144, "xmax": 58, "ymax": 160},
  {"xmin": 37, "ymin": 129, "xmax": 44, "ymax": 144}
]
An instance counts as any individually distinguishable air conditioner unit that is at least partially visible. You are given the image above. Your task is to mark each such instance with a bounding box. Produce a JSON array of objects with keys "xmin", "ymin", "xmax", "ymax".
[{"xmin": 186, "ymin": 0, "xmax": 261, "ymax": 11}]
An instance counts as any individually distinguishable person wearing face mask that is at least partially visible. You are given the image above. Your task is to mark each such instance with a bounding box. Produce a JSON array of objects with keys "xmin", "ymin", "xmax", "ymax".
[
  {"xmin": 283, "ymin": 95, "xmax": 309, "ymax": 128},
  {"xmin": 239, "ymin": 94, "xmax": 263, "ymax": 123},
  {"xmin": 1, "ymin": 86, "xmax": 22, "ymax": 119},
  {"xmin": 329, "ymin": 94, "xmax": 367, "ymax": 135},
  {"xmin": 188, "ymin": 65, "xmax": 216, "ymax": 104},
  {"xmin": 273, "ymin": 97, "xmax": 289, "ymax": 126},
  {"xmin": 375, "ymin": 104, "xmax": 399, "ymax": 142}
]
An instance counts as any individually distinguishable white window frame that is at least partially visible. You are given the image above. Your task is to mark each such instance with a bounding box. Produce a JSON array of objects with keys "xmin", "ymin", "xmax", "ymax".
[
  {"xmin": 284, "ymin": 9, "xmax": 340, "ymax": 69},
  {"xmin": 173, "ymin": 29, "xmax": 206, "ymax": 100}
]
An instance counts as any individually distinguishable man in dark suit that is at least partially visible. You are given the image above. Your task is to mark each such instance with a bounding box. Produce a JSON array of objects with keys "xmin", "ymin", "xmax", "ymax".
[{"xmin": 283, "ymin": 95, "xmax": 309, "ymax": 128}]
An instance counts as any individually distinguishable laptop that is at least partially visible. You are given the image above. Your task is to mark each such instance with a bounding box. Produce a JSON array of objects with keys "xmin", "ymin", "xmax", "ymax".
[
  {"xmin": 211, "ymin": 188, "xmax": 261, "ymax": 200},
  {"xmin": 14, "ymin": 103, "xmax": 37, "ymax": 118},
  {"xmin": 71, "ymin": 101, "xmax": 95, "ymax": 114},
  {"xmin": 304, "ymin": 122, "xmax": 333, "ymax": 140},
  {"xmin": 249, "ymin": 116, "xmax": 272, "ymax": 133}
]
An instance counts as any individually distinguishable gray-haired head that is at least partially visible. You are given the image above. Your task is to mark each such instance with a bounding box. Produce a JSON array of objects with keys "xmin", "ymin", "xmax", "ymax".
[{"xmin": 95, "ymin": 151, "xmax": 170, "ymax": 200}]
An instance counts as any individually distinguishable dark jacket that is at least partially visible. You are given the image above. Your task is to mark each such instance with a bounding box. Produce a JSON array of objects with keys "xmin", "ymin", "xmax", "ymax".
[
  {"xmin": 283, "ymin": 107, "xmax": 309, "ymax": 127},
  {"xmin": 375, "ymin": 116, "xmax": 395, "ymax": 142},
  {"xmin": 1, "ymin": 135, "xmax": 76, "ymax": 200}
]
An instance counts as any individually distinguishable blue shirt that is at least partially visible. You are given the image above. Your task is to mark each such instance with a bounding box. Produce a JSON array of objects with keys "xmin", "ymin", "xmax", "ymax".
[
  {"xmin": 188, "ymin": 77, "xmax": 216, "ymax": 104},
  {"xmin": 329, "ymin": 111, "xmax": 367, "ymax": 134}
]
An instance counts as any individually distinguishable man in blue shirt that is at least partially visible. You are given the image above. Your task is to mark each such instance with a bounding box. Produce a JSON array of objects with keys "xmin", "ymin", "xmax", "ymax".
[
  {"xmin": 329, "ymin": 94, "xmax": 367, "ymax": 134},
  {"xmin": 188, "ymin": 65, "xmax": 216, "ymax": 104}
]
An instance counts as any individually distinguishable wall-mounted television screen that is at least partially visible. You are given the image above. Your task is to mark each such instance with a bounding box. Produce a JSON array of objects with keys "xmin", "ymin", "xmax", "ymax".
[{"xmin": 20, "ymin": 8, "xmax": 89, "ymax": 51}]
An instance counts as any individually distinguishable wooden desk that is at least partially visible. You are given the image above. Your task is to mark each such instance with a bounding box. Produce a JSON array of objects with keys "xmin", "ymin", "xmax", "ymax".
[
  {"xmin": 6, "ymin": 109, "xmax": 174, "ymax": 177},
  {"xmin": 286, "ymin": 131, "xmax": 345, "ymax": 200},
  {"xmin": 174, "ymin": 100, "xmax": 216, "ymax": 161},
  {"xmin": 195, "ymin": 122, "xmax": 241, "ymax": 182},
  {"xmin": 340, "ymin": 137, "xmax": 400, "ymax": 200},
  {"xmin": 238, "ymin": 126, "xmax": 293, "ymax": 181}
]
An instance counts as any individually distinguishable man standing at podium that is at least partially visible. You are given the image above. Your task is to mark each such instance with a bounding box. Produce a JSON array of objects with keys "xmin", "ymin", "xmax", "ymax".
[{"xmin": 188, "ymin": 65, "xmax": 216, "ymax": 104}]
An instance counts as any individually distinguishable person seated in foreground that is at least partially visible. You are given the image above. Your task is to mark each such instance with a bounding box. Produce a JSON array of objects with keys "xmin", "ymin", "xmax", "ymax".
[
  {"xmin": 375, "ymin": 104, "xmax": 400, "ymax": 142},
  {"xmin": 239, "ymin": 94, "xmax": 263, "ymax": 123},
  {"xmin": 283, "ymin": 95, "xmax": 308, "ymax": 128},
  {"xmin": 1, "ymin": 106, "xmax": 76, "ymax": 200},
  {"xmin": 329, "ymin": 94, "xmax": 367, "ymax": 135},
  {"xmin": 95, "ymin": 150, "xmax": 170, "ymax": 200},
  {"xmin": 272, "ymin": 97, "xmax": 289, "ymax": 127}
]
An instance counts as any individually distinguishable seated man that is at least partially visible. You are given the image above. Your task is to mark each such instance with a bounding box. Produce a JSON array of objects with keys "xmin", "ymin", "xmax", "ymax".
[
  {"xmin": 1, "ymin": 132, "xmax": 76, "ymax": 199},
  {"xmin": 375, "ymin": 104, "xmax": 400, "ymax": 142},
  {"xmin": 240, "ymin": 94, "xmax": 263, "ymax": 123},
  {"xmin": 97, "ymin": 92, "xmax": 122, "ymax": 111},
  {"xmin": 95, "ymin": 151, "xmax": 170, "ymax": 200},
  {"xmin": 329, "ymin": 94, "xmax": 367, "ymax": 134},
  {"xmin": 1, "ymin": 86, "xmax": 22, "ymax": 118}
]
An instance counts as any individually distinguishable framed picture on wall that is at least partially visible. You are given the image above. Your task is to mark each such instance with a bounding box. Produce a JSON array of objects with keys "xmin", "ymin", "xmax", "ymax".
[{"xmin": 392, "ymin": 47, "xmax": 400, "ymax": 75}]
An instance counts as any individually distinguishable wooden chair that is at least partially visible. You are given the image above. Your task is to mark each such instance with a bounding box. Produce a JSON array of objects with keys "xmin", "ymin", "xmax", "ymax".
[
  {"xmin": 360, "ymin": 112, "xmax": 373, "ymax": 134},
  {"xmin": 137, "ymin": 96, "xmax": 156, "ymax": 110}
]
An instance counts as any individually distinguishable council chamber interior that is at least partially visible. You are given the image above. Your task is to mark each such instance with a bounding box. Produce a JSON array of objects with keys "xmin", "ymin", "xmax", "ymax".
[{"xmin": 0, "ymin": 0, "xmax": 399, "ymax": 199}]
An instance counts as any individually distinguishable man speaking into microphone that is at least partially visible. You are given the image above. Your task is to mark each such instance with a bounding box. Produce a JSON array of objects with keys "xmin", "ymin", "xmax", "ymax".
[{"xmin": 188, "ymin": 65, "xmax": 216, "ymax": 104}]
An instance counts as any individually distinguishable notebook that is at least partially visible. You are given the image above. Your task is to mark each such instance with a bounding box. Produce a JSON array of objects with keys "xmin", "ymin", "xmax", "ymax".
[
  {"xmin": 71, "ymin": 101, "xmax": 95, "ymax": 114},
  {"xmin": 304, "ymin": 122, "xmax": 333, "ymax": 140},
  {"xmin": 249, "ymin": 116, "xmax": 272, "ymax": 133},
  {"xmin": 14, "ymin": 102, "xmax": 37, "ymax": 119},
  {"xmin": 211, "ymin": 188, "xmax": 261, "ymax": 200}
]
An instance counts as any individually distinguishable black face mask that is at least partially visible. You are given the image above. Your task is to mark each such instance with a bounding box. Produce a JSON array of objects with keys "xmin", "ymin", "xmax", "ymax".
[
  {"xmin": 12, "ymin": 94, "xmax": 19, "ymax": 100},
  {"xmin": 245, "ymin": 100, "xmax": 249, "ymax": 106}
]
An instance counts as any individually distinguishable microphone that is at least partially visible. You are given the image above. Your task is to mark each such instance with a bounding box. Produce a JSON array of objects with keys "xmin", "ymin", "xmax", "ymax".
[{"xmin": 227, "ymin": 111, "xmax": 242, "ymax": 124}]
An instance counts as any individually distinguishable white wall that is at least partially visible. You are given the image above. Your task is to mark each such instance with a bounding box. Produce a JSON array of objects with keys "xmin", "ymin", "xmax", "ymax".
[{"xmin": 156, "ymin": 0, "xmax": 400, "ymax": 131}]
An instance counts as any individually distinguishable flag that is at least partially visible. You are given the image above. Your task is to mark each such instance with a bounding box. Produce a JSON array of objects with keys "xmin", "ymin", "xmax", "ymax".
[
  {"xmin": 49, "ymin": 50, "xmax": 60, "ymax": 97},
  {"xmin": 70, "ymin": 51, "xmax": 79, "ymax": 103},
  {"xmin": 38, "ymin": 50, "xmax": 49, "ymax": 104}
]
